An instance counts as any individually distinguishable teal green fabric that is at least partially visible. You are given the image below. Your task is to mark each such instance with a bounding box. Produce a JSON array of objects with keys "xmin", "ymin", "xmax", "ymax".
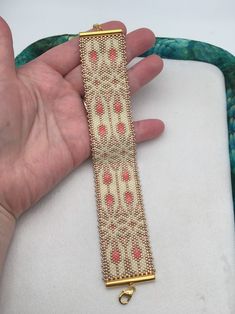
[{"xmin": 15, "ymin": 35, "xmax": 235, "ymax": 214}]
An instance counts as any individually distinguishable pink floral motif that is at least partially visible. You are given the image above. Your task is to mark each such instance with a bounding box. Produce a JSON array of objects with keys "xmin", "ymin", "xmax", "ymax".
[
  {"xmin": 106, "ymin": 194, "xmax": 114, "ymax": 207},
  {"xmin": 103, "ymin": 171, "xmax": 112, "ymax": 185},
  {"xmin": 125, "ymin": 191, "xmax": 133, "ymax": 204},
  {"xmin": 98, "ymin": 124, "xmax": 106, "ymax": 136},
  {"xmin": 111, "ymin": 249, "xmax": 121, "ymax": 264},
  {"xmin": 117, "ymin": 122, "xmax": 125, "ymax": 134},
  {"xmin": 114, "ymin": 102, "xmax": 122, "ymax": 113},
  {"xmin": 89, "ymin": 50, "xmax": 97, "ymax": 62},
  {"xmin": 132, "ymin": 246, "xmax": 142, "ymax": 261},
  {"xmin": 96, "ymin": 102, "xmax": 104, "ymax": 115},
  {"xmin": 109, "ymin": 48, "xmax": 117, "ymax": 61},
  {"xmin": 122, "ymin": 170, "xmax": 130, "ymax": 181}
]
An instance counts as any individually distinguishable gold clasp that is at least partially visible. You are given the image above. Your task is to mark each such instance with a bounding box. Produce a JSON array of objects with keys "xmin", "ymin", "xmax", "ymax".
[
  {"xmin": 79, "ymin": 24, "xmax": 122, "ymax": 37},
  {"xmin": 93, "ymin": 24, "xmax": 103, "ymax": 31},
  {"xmin": 119, "ymin": 284, "xmax": 136, "ymax": 305}
]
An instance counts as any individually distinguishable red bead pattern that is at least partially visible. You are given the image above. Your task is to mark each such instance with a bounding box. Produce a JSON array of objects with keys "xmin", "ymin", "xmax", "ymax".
[
  {"xmin": 109, "ymin": 48, "xmax": 117, "ymax": 61},
  {"xmin": 90, "ymin": 50, "xmax": 97, "ymax": 62},
  {"xmin": 111, "ymin": 249, "xmax": 121, "ymax": 264},
  {"xmin": 117, "ymin": 122, "xmax": 125, "ymax": 134},
  {"xmin": 98, "ymin": 124, "xmax": 106, "ymax": 136},
  {"xmin": 122, "ymin": 170, "xmax": 130, "ymax": 181},
  {"xmin": 96, "ymin": 102, "xmax": 104, "ymax": 115},
  {"xmin": 80, "ymin": 32, "xmax": 155, "ymax": 283},
  {"xmin": 105, "ymin": 194, "xmax": 114, "ymax": 207},
  {"xmin": 114, "ymin": 102, "xmax": 122, "ymax": 113},
  {"xmin": 125, "ymin": 191, "xmax": 133, "ymax": 204},
  {"xmin": 133, "ymin": 246, "xmax": 142, "ymax": 261},
  {"xmin": 103, "ymin": 171, "xmax": 112, "ymax": 185}
]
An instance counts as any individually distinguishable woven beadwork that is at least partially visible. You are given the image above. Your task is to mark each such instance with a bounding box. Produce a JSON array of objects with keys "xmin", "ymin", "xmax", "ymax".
[{"xmin": 79, "ymin": 32, "xmax": 155, "ymax": 283}]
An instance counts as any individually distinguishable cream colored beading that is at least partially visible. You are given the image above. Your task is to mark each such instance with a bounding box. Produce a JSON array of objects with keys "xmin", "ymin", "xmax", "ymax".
[{"xmin": 79, "ymin": 30, "xmax": 155, "ymax": 285}]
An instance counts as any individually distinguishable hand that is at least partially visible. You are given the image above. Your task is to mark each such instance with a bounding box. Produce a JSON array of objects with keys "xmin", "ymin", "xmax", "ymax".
[{"xmin": 0, "ymin": 18, "xmax": 164, "ymax": 219}]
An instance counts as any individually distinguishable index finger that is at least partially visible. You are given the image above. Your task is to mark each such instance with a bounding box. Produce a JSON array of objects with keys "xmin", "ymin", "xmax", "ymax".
[{"xmin": 37, "ymin": 21, "xmax": 127, "ymax": 75}]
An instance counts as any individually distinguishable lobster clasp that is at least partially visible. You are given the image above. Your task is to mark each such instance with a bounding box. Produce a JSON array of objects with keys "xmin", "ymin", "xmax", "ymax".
[{"xmin": 119, "ymin": 284, "xmax": 136, "ymax": 305}]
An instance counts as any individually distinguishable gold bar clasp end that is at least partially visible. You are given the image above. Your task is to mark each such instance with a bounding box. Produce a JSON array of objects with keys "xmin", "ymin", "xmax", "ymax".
[
  {"xmin": 105, "ymin": 273, "xmax": 155, "ymax": 287},
  {"xmin": 105, "ymin": 274, "xmax": 155, "ymax": 305},
  {"xmin": 79, "ymin": 23, "xmax": 123, "ymax": 37}
]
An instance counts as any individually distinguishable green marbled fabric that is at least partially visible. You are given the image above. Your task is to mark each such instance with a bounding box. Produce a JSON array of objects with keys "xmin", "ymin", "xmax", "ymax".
[{"xmin": 15, "ymin": 35, "xmax": 235, "ymax": 213}]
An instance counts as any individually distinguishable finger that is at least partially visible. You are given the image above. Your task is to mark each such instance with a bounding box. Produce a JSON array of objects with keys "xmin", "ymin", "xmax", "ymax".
[
  {"xmin": 125, "ymin": 27, "xmax": 156, "ymax": 62},
  {"xmin": 65, "ymin": 28, "xmax": 157, "ymax": 94},
  {"xmin": 134, "ymin": 119, "xmax": 165, "ymax": 143},
  {"xmin": 37, "ymin": 21, "xmax": 127, "ymax": 75},
  {"xmin": 128, "ymin": 55, "xmax": 163, "ymax": 94},
  {"xmin": 0, "ymin": 17, "xmax": 15, "ymax": 77}
]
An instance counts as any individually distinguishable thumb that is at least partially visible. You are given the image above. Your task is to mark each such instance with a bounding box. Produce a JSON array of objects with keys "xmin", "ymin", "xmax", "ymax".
[{"xmin": 0, "ymin": 17, "xmax": 15, "ymax": 77}]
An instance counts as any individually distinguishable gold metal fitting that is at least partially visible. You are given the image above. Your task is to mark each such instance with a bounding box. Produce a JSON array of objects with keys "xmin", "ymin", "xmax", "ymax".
[
  {"xmin": 79, "ymin": 23, "xmax": 123, "ymax": 37},
  {"xmin": 105, "ymin": 273, "xmax": 155, "ymax": 287},
  {"xmin": 106, "ymin": 274, "xmax": 155, "ymax": 304},
  {"xmin": 92, "ymin": 24, "xmax": 103, "ymax": 31},
  {"xmin": 119, "ymin": 283, "xmax": 136, "ymax": 305}
]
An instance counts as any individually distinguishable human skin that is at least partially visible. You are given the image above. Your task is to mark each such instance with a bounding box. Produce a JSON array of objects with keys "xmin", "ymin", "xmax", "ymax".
[{"xmin": 0, "ymin": 17, "xmax": 164, "ymax": 273}]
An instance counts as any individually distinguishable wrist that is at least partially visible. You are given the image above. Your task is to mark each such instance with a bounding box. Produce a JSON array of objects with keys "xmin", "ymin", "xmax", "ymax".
[{"xmin": 0, "ymin": 204, "xmax": 16, "ymax": 275}]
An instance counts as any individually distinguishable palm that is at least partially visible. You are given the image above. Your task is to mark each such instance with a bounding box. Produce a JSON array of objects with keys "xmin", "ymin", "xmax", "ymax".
[
  {"xmin": 18, "ymin": 60, "xmax": 91, "ymax": 165},
  {"xmin": 0, "ymin": 19, "xmax": 164, "ymax": 218},
  {"xmin": 0, "ymin": 61, "xmax": 91, "ymax": 218}
]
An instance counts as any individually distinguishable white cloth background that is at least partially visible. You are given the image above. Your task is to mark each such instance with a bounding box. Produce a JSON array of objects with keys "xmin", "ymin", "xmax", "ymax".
[{"xmin": 0, "ymin": 0, "xmax": 235, "ymax": 313}]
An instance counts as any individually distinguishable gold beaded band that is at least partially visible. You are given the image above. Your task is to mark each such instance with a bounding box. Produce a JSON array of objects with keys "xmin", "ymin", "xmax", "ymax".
[{"xmin": 79, "ymin": 25, "xmax": 155, "ymax": 303}]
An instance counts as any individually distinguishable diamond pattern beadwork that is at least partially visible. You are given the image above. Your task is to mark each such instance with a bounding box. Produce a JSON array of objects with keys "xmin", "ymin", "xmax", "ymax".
[{"xmin": 80, "ymin": 32, "xmax": 155, "ymax": 283}]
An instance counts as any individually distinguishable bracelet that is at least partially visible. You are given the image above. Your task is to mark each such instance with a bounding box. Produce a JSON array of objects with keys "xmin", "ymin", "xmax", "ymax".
[{"xmin": 79, "ymin": 24, "xmax": 155, "ymax": 304}]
